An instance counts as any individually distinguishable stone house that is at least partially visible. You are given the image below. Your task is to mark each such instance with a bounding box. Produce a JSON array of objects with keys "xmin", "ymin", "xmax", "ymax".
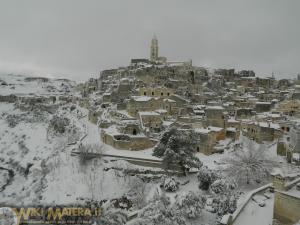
[
  {"xmin": 226, "ymin": 127, "xmax": 239, "ymax": 140},
  {"xmin": 177, "ymin": 116, "xmax": 204, "ymax": 129},
  {"xmin": 235, "ymin": 108, "xmax": 253, "ymax": 119},
  {"xmin": 139, "ymin": 86, "xmax": 174, "ymax": 98},
  {"xmin": 255, "ymin": 101, "xmax": 272, "ymax": 113},
  {"xmin": 162, "ymin": 98, "xmax": 177, "ymax": 115},
  {"xmin": 118, "ymin": 120, "xmax": 141, "ymax": 136},
  {"xmin": 101, "ymin": 125, "xmax": 156, "ymax": 151},
  {"xmin": 286, "ymin": 123, "xmax": 300, "ymax": 164},
  {"xmin": 100, "ymin": 69, "xmax": 119, "ymax": 80},
  {"xmin": 256, "ymin": 77, "xmax": 275, "ymax": 89},
  {"xmin": 161, "ymin": 95, "xmax": 191, "ymax": 116},
  {"xmin": 277, "ymin": 100, "xmax": 300, "ymax": 117},
  {"xmin": 205, "ymin": 106, "xmax": 226, "ymax": 128},
  {"xmin": 237, "ymin": 77, "xmax": 257, "ymax": 89},
  {"xmin": 242, "ymin": 121, "xmax": 282, "ymax": 143},
  {"xmin": 233, "ymin": 98, "xmax": 251, "ymax": 108},
  {"xmin": 126, "ymin": 96, "xmax": 162, "ymax": 117},
  {"xmin": 138, "ymin": 111, "xmax": 163, "ymax": 133},
  {"xmin": 168, "ymin": 94, "xmax": 190, "ymax": 106},
  {"xmin": 272, "ymin": 171, "xmax": 300, "ymax": 225},
  {"xmin": 195, "ymin": 126, "xmax": 226, "ymax": 155},
  {"xmin": 116, "ymin": 79, "xmax": 134, "ymax": 97},
  {"xmin": 226, "ymin": 118, "xmax": 241, "ymax": 140}
]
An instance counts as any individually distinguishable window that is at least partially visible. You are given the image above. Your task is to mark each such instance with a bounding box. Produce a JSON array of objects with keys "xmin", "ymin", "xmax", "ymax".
[
  {"xmin": 161, "ymin": 93, "xmax": 163, "ymax": 96},
  {"xmin": 144, "ymin": 92, "xmax": 146, "ymax": 96},
  {"xmin": 152, "ymin": 92, "xmax": 154, "ymax": 95},
  {"xmin": 167, "ymin": 93, "xmax": 170, "ymax": 96}
]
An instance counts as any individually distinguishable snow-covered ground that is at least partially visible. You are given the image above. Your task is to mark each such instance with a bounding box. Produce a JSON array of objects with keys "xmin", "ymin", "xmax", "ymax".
[
  {"xmin": 0, "ymin": 73, "xmax": 76, "ymax": 96},
  {"xmin": 1, "ymin": 74, "xmax": 299, "ymax": 225},
  {"xmin": 0, "ymin": 101, "xmax": 146, "ymax": 205},
  {"xmin": 233, "ymin": 192, "xmax": 274, "ymax": 225}
]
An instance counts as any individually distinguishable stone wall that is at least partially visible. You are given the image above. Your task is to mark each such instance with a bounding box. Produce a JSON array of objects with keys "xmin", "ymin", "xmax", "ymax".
[
  {"xmin": 273, "ymin": 191, "xmax": 300, "ymax": 225},
  {"xmin": 101, "ymin": 131, "xmax": 156, "ymax": 150}
]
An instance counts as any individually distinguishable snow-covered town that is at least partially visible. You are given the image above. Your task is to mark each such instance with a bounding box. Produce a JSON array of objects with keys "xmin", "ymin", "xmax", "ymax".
[
  {"xmin": 1, "ymin": 1, "xmax": 300, "ymax": 225},
  {"xmin": 0, "ymin": 34, "xmax": 300, "ymax": 225}
]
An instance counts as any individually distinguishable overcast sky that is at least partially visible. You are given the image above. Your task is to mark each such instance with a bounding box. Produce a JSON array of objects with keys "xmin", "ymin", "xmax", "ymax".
[{"xmin": 0, "ymin": 0, "xmax": 299, "ymax": 81}]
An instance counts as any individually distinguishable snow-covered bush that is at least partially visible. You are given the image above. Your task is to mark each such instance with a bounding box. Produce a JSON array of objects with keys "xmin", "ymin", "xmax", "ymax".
[
  {"xmin": 211, "ymin": 194, "xmax": 238, "ymax": 216},
  {"xmin": 161, "ymin": 177, "xmax": 180, "ymax": 192},
  {"xmin": 128, "ymin": 190, "xmax": 186, "ymax": 225},
  {"xmin": 48, "ymin": 115, "xmax": 70, "ymax": 134},
  {"xmin": 174, "ymin": 191, "xmax": 206, "ymax": 219},
  {"xmin": 197, "ymin": 166, "xmax": 219, "ymax": 190},
  {"xmin": 6, "ymin": 114, "xmax": 19, "ymax": 128},
  {"xmin": 211, "ymin": 178, "xmax": 237, "ymax": 194},
  {"xmin": 18, "ymin": 140, "xmax": 29, "ymax": 155},
  {"xmin": 153, "ymin": 128, "xmax": 202, "ymax": 172},
  {"xmin": 96, "ymin": 201, "xmax": 127, "ymax": 225},
  {"xmin": 70, "ymin": 105, "xmax": 76, "ymax": 111}
]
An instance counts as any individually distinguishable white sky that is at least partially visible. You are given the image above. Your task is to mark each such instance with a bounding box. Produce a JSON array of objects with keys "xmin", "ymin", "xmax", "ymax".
[{"xmin": 0, "ymin": 0, "xmax": 299, "ymax": 81}]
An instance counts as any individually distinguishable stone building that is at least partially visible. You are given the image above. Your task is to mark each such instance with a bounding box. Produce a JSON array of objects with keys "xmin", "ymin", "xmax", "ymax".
[
  {"xmin": 277, "ymin": 100, "xmax": 300, "ymax": 117},
  {"xmin": 138, "ymin": 111, "xmax": 163, "ymax": 133},
  {"xmin": 101, "ymin": 125, "xmax": 156, "ymax": 150},
  {"xmin": 126, "ymin": 96, "xmax": 162, "ymax": 117},
  {"xmin": 286, "ymin": 123, "xmax": 300, "ymax": 164},
  {"xmin": 255, "ymin": 101, "xmax": 272, "ymax": 113},
  {"xmin": 139, "ymin": 86, "xmax": 174, "ymax": 98},
  {"xmin": 238, "ymin": 70, "xmax": 255, "ymax": 77},
  {"xmin": 242, "ymin": 121, "xmax": 281, "ymax": 143},
  {"xmin": 130, "ymin": 58, "xmax": 150, "ymax": 67},
  {"xmin": 195, "ymin": 126, "xmax": 226, "ymax": 155},
  {"xmin": 272, "ymin": 171, "xmax": 300, "ymax": 225},
  {"xmin": 256, "ymin": 77, "xmax": 275, "ymax": 89},
  {"xmin": 205, "ymin": 106, "xmax": 226, "ymax": 128},
  {"xmin": 162, "ymin": 98, "xmax": 178, "ymax": 115}
]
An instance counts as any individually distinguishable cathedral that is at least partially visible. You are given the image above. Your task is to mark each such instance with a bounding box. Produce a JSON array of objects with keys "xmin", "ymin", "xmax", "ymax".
[
  {"xmin": 150, "ymin": 34, "xmax": 167, "ymax": 64},
  {"xmin": 130, "ymin": 34, "xmax": 192, "ymax": 67}
]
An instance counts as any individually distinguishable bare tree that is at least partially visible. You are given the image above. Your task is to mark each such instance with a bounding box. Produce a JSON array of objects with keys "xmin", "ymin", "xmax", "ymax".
[
  {"xmin": 225, "ymin": 139, "xmax": 276, "ymax": 185},
  {"xmin": 78, "ymin": 143, "xmax": 104, "ymax": 166}
]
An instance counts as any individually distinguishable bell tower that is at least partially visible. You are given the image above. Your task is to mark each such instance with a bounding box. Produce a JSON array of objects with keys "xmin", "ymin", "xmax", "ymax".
[{"xmin": 150, "ymin": 34, "xmax": 158, "ymax": 62}]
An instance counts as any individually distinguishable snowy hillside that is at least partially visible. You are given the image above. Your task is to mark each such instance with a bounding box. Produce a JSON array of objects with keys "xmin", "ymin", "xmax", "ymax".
[{"xmin": 1, "ymin": 74, "xmax": 299, "ymax": 225}]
